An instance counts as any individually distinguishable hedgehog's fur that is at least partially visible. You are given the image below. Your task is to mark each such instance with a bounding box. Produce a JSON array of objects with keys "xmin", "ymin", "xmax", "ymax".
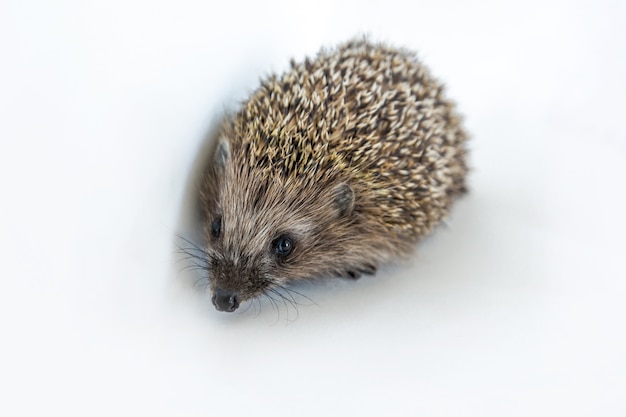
[{"xmin": 200, "ymin": 39, "xmax": 468, "ymax": 311}]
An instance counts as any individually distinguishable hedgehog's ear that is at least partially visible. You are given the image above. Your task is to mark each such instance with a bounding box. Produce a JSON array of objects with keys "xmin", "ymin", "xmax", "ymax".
[
  {"xmin": 214, "ymin": 138, "xmax": 230, "ymax": 170},
  {"xmin": 332, "ymin": 183, "xmax": 354, "ymax": 217}
]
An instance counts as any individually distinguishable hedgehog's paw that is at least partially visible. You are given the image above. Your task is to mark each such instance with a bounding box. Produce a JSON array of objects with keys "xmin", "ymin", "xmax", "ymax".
[
  {"xmin": 359, "ymin": 263, "xmax": 377, "ymax": 275},
  {"xmin": 345, "ymin": 270, "xmax": 362, "ymax": 280},
  {"xmin": 343, "ymin": 264, "xmax": 377, "ymax": 280}
]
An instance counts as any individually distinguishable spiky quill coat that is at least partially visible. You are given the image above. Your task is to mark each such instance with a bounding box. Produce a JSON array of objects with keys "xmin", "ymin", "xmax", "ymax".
[{"xmin": 201, "ymin": 39, "xmax": 468, "ymax": 304}]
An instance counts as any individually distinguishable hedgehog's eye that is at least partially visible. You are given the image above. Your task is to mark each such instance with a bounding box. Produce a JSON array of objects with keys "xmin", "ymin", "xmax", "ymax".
[
  {"xmin": 273, "ymin": 235, "xmax": 294, "ymax": 257},
  {"xmin": 211, "ymin": 216, "xmax": 222, "ymax": 238}
]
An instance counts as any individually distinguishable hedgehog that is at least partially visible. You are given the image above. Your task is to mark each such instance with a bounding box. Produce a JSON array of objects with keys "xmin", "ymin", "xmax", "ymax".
[{"xmin": 198, "ymin": 39, "xmax": 468, "ymax": 312}]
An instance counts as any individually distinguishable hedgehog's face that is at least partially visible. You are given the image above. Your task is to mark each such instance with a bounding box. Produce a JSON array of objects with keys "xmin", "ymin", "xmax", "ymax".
[{"xmin": 201, "ymin": 138, "xmax": 356, "ymax": 312}]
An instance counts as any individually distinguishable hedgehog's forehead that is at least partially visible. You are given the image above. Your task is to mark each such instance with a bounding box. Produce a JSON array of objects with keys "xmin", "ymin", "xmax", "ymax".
[{"xmin": 218, "ymin": 167, "xmax": 316, "ymax": 247}]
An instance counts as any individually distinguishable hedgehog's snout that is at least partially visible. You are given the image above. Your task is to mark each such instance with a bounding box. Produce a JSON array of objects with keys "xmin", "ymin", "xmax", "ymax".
[{"xmin": 212, "ymin": 288, "xmax": 240, "ymax": 312}]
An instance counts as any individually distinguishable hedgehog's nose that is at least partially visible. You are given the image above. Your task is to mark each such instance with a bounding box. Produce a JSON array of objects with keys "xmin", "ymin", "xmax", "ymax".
[{"xmin": 212, "ymin": 288, "xmax": 240, "ymax": 312}]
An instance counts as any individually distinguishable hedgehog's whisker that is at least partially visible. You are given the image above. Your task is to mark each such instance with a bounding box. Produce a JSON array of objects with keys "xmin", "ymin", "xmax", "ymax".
[
  {"xmin": 179, "ymin": 264, "xmax": 208, "ymax": 275},
  {"xmin": 263, "ymin": 292, "xmax": 282, "ymax": 325},
  {"xmin": 193, "ymin": 276, "xmax": 210, "ymax": 291},
  {"xmin": 176, "ymin": 255, "xmax": 207, "ymax": 268},
  {"xmin": 250, "ymin": 297, "xmax": 261, "ymax": 317},
  {"xmin": 175, "ymin": 246, "xmax": 209, "ymax": 263},
  {"xmin": 276, "ymin": 284, "xmax": 317, "ymax": 307},
  {"xmin": 270, "ymin": 287, "xmax": 299, "ymax": 323},
  {"xmin": 268, "ymin": 287, "xmax": 297, "ymax": 323},
  {"xmin": 175, "ymin": 235, "xmax": 207, "ymax": 253},
  {"xmin": 238, "ymin": 299, "xmax": 254, "ymax": 315},
  {"xmin": 268, "ymin": 287, "xmax": 290, "ymax": 310},
  {"xmin": 175, "ymin": 251, "xmax": 208, "ymax": 264}
]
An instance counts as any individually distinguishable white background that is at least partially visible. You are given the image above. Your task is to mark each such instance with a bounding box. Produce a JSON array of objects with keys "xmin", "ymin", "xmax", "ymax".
[{"xmin": 1, "ymin": 0, "xmax": 625, "ymax": 415}]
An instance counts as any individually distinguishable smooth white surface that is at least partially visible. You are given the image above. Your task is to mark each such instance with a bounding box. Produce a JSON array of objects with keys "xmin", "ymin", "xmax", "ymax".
[{"xmin": 1, "ymin": 0, "xmax": 625, "ymax": 415}]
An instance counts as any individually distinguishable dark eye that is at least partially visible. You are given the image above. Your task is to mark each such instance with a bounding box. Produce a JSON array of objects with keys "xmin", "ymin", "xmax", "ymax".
[
  {"xmin": 211, "ymin": 216, "xmax": 222, "ymax": 238},
  {"xmin": 273, "ymin": 235, "xmax": 294, "ymax": 257}
]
